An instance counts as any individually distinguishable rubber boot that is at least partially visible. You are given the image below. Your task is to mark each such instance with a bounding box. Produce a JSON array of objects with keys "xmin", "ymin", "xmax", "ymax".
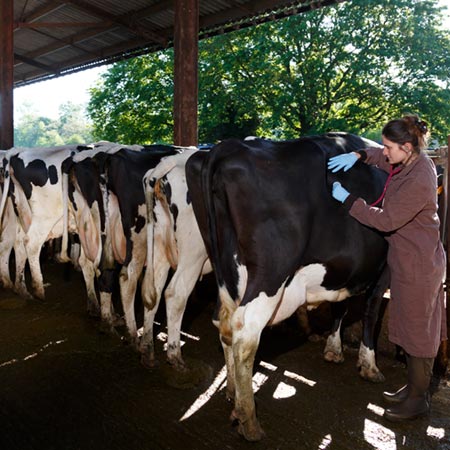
[
  {"xmin": 382, "ymin": 384, "xmax": 409, "ymax": 404},
  {"xmin": 383, "ymin": 357, "xmax": 434, "ymax": 422},
  {"xmin": 382, "ymin": 354, "xmax": 410, "ymax": 404}
]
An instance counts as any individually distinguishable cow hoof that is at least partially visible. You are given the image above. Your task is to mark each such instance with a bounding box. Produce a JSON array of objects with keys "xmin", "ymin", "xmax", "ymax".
[
  {"xmin": 308, "ymin": 333, "xmax": 323, "ymax": 343},
  {"xmin": 324, "ymin": 351, "xmax": 344, "ymax": 364},
  {"xmin": 230, "ymin": 410, "xmax": 265, "ymax": 442},
  {"xmin": 167, "ymin": 357, "xmax": 187, "ymax": 372},
  {"xmin": 121, "ymin": 334, "xmax": 140, "ymax": 350},
  {"xmin": 98, "ymin": 321, "xmax": 118, "ymax": 336},
  {"xmin": 113, "ymin": 315, "xmax": 125, "ymax": 327},
  {"xmin": 141, "ymin": 354, "xmax": 159, "ymax": 370},
  {"xmin": 359, "ymin": 366, "xmax": 385, "ymax": 383},
  {"xmin": 14, "ymin": 288, "xmax": 33, "ymax": 300},
  {"xmin": 87, "ymin": 306, "xmax": 101, "ymax": 318}
]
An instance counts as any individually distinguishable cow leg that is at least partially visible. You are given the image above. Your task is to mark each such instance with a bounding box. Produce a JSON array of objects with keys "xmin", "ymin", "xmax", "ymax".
[
  {"xmin": 78, "ymin": 249, "xmax": 100, "ymax": 317},
  {"xmin": 140, "ymin": 255, "xmax": 171, "ymax": 368},
  {"xmin": 220, "ymin": 339, "xmax": 236, "ymax": 401},
  {"xmin": 164, "ymin": 257, "xmax": 207, "ymax": 369},
  {"xmin": 12, "ymin": 239, "xmax": 32, "ymax": 299},
  {"xmin": 119, "ymin": 256, "xmax": 146, "ymax": 349},
  {"xmin": 357, "ymin": 265, "xmax": 389, "ymax": 383},
  {"xmin": 230, "ymin": 307, "xmax": 265, "ymax": 442},
  {"xmin": 323, "ymin": 301, "xmax": 347, "ymax": 363},
  {"xmin": 0, "ymin": 202, "xmax": 18, "ymax": 291},
  {"xmin": 0, "ymin": 246, "xmax": 13, "ymax": 290},
  {"xmin": 97, "ymin": 269, "xmax": 118, "ymax": 333},
  {"xmin": 23, "ymin": 230, "xmax": 47, "ymax": 300}
]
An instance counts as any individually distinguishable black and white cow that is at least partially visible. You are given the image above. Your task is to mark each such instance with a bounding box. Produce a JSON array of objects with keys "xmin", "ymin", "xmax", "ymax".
[
  {"xmin": 185, "ymin": 133, "xmax": 389, "ymax": 441},
  {"xmin": 140, "ymin": 149, "xmax": 212, "ymax": 368},
  {"xmin": 0, "ymin": 150, "xmax": 30, "ymax": 298},
  {"xmin": 62, "ymin": 144, "xmax": 180, "ymax": 346},
  {"xmin": 0, "ymin": 145, "xmax": 86, "ymax": 300}
]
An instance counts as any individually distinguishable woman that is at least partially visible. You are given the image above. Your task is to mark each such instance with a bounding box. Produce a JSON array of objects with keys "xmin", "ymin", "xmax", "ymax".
[{"xmin": 327, "ymin": 115, "xmax": 447, "ymax": 422}]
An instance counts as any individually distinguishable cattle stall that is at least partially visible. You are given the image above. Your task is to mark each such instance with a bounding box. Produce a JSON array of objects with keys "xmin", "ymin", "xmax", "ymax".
[
  {"xmin": 0, "ymin": 261, "xmax": 449, "ymax": 450},
  {"xmin": 0, "ymin": 138, "xmax": 449, "ymax": 448}
]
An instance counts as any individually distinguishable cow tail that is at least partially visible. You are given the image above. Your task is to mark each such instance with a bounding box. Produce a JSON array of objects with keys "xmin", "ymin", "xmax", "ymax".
[
  {"xmin": 142, "ymin": 156, "xmax": 178, "ymax": 310},
  {"xmin": 202, "ymin": 150, "xmax": 237, "ymax": 345},
  {"xmin": 0, "ymin": 159, "xmax": 11, "ymax": 229},
  {"xmin": 60, "ymin": 171, "xmax": 71, "ymax": 262}
]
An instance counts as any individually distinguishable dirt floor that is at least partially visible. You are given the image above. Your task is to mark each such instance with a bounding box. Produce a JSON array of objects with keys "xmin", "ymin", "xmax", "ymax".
[{"xmin": 0, "ymin": 261, "xmax": 449, "ymax": 450}]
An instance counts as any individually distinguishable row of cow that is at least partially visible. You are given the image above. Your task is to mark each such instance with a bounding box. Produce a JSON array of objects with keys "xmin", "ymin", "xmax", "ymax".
[{"xmin": 0, "ymin": 134, "xmax": 443, "ymax": 441}]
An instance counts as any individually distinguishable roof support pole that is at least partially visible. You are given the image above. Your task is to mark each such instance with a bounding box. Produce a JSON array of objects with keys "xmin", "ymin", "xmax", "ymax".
[
  {"xmin": 174, "ymin": 0, "xmax": 199, "ymax": 147},
  {"xmin": 0, "ymin": 0, "xmax": 14, "ymax": 150}
]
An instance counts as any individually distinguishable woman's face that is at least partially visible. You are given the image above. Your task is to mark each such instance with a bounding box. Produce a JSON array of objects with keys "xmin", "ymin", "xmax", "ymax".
[{"xmin": 382, "ymin": 136, "xmax": 412, "ymax": 164}]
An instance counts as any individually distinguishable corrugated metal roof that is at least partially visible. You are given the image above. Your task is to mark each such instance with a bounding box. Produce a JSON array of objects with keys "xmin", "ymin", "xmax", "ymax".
[{"xmin": 13, "ymin": 0, "xmax": 343, "ymax": 87}]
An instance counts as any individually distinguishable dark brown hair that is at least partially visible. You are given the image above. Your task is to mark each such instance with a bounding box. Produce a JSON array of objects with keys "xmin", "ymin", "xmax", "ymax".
[{"xmin": 382, "ymin": 114, "xmax": 429, "ymax": 153}]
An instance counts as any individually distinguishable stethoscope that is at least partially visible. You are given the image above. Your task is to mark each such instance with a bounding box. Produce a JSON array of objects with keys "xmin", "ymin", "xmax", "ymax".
[{"xmin": 370, "ymin": 146, "xmax": 414, "ymax": 207}]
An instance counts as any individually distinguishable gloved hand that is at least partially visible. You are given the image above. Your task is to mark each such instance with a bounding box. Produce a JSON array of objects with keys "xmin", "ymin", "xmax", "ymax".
[
  {"xmin": 327, "ymin": 152, "xmax": 358, "ymax": 172},
  {"xmin": 332, "ymin": 182, "xmax": 350, "ymax": 203}
]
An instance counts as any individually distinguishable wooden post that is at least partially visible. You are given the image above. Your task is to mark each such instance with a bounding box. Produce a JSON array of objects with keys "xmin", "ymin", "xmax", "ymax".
[
  {"xmin": 173, "ymin": 0, "xmax": 199, "ymax": 147},
  {"xmin": 0, "ymin": 0, "xmax": 14, "ymax": 150}
]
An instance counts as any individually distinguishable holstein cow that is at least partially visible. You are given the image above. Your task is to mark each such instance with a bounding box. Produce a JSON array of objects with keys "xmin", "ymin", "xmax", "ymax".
[
  {"xmin": 185, "ymin": 132, "xmax": 390, "ymax": 441},
  {"xmin": 63, "ymin": 144, "xmax": 180, "ymax": 347},
  {"xmin": 140, "ymin": 148, "xmax": 212, "ymax": 369},
  {"xmin": 0, "ymin": 145, "xmax": 89, "ymax": 301},
  {"xmin": 61, "ymin": 142, "xmax": 120, "ymax": 322},
  {"xmin": 0, "ymin": 151, "xmax": 30, "ymax": 298}
]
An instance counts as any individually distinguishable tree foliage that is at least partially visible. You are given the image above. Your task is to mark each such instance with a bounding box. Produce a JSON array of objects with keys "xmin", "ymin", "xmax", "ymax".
[
  {"xmin": 87, "ymin": 53, "xmax": 174, "ymax": 144},
  {"xmin": 14, "ymin": 101, "xmax": 93, "ymax": 147},
  {"xmin": 87, "ymin": 0, "xmax": 450, "ymax": 145}
]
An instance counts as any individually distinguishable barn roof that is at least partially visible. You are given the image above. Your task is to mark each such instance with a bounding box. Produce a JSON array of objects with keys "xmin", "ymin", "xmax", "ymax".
[{"xmin": 14, "ymin": 0, "xmax": 343, "ymax": 87}]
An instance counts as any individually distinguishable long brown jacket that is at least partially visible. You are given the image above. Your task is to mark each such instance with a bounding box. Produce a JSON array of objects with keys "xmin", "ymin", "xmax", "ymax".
[{"xmin": 345, "ymin": 147, "xmax": 447, "ymax": 358}]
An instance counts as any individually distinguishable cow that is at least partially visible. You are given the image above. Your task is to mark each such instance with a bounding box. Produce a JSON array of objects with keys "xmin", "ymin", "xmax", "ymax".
[
  {"xmin": 62, "ymin": 144, "xmax": 180, "ymax": 346},
  {"xmin": 185, "ymin": 132, "xmax": 391, "ymax": 441},
  {"xmin": 0, "ymin": 176, "xmax": 30, "ymax": 298},
  {"xmin": 140, "ymin": 148, "xmax": 212, "ymax": 369},
  {"xmin": 61, "ymin": 143, "xmax": 118, "ymax": 322},
  {"xmin": 0, "ymin": 145, "xmax": 89, "ymax": 301}
]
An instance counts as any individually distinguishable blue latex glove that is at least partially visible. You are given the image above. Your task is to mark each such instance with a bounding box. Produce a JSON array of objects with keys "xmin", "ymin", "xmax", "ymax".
[
  {"xmin": 332, "ymin": 182, "xmax": 350, "ymax": 203},
  {"xmin": 327, "ymin": 153, "xmax": 358, "ymax": 172}
]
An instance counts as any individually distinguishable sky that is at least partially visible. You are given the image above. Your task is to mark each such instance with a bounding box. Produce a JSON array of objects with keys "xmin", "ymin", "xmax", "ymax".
[{"xmin": 13, "ymin": 0, "xmax": 450, "ymax": 124}]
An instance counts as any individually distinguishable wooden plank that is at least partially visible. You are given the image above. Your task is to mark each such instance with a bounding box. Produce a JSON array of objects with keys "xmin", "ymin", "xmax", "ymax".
[
  {"xmin": 0, "ymin": 0, "xmax": 14, "ymax": 149},
  {"xmin": 174, "ymin": 0, "xmax": 199, "ymax": 146}
]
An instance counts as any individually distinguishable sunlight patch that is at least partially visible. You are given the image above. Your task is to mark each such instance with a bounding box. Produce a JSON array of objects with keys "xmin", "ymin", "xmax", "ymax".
[
  {"xmin": 318, "ymin": 434, "xmax": 332, "ymax": 449},
  {"xmin": 0, "ymin": 339, "xmax": 67, "ymax": 368},
  {"xmin": 284, "ymin": 370, "xmax": 317, "ymax": 387},
  {"xmin": 0, "ymin": 358, "xmax": 18, "ymax": 368},
  {"xmin": 426, "ymin": 426, "xmax": 445, "ymax": 440},
  {"xmin": 273, "ymin": 381, "xmax": 296, "ymax": 399},
  {"xmin": 179, "ymin": 365, "xmax": 227, "ymax": 421},
  {"xmin": 259, "ymin": 360, "xmax": 277, "ymax": 371},
  {"xmin": 363, "ymin": 419, "xmax": 396, "ymax": 450},
  {"xmin": 367, "ymin": 402, "xmax": 385, "ymax": 417},
  {"xmin": 252, "ymin": 371, "xmax": 269, "ymax": 393}
]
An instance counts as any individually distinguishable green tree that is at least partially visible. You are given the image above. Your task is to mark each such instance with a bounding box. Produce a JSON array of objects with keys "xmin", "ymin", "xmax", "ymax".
[
  {"xmin": 87, "ymin": 52, "xmax": 174, "ymax": 144},
  {"xmin": 57, "ymin": 102, "xmax": 93, "ymax": 144},
  {"xmin": 14, "ymin": 101, "xmax": 93, "ymax": 147},
  {"xmin": 87, "ymin": 0, "xmax": 450, "ymax": 145}
]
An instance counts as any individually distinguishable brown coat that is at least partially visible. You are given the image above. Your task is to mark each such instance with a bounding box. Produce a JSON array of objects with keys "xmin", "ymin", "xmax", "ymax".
[{"xmin": 347, "ymin": 147, "xmax": 447, "ymax": 358}]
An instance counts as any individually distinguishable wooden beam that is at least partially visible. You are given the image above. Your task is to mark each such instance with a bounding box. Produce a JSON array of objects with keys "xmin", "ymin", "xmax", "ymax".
[
  {"xmin": 65, "ymin": 0, "xmax": 167, "ymax": 45},
  {"xmin": 0, "ymin": 0, "xmax": 14, "ymax": 149},
  {"xmin": 173, "ymin": 0, "xmax": 198, "ymax": 146}
]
